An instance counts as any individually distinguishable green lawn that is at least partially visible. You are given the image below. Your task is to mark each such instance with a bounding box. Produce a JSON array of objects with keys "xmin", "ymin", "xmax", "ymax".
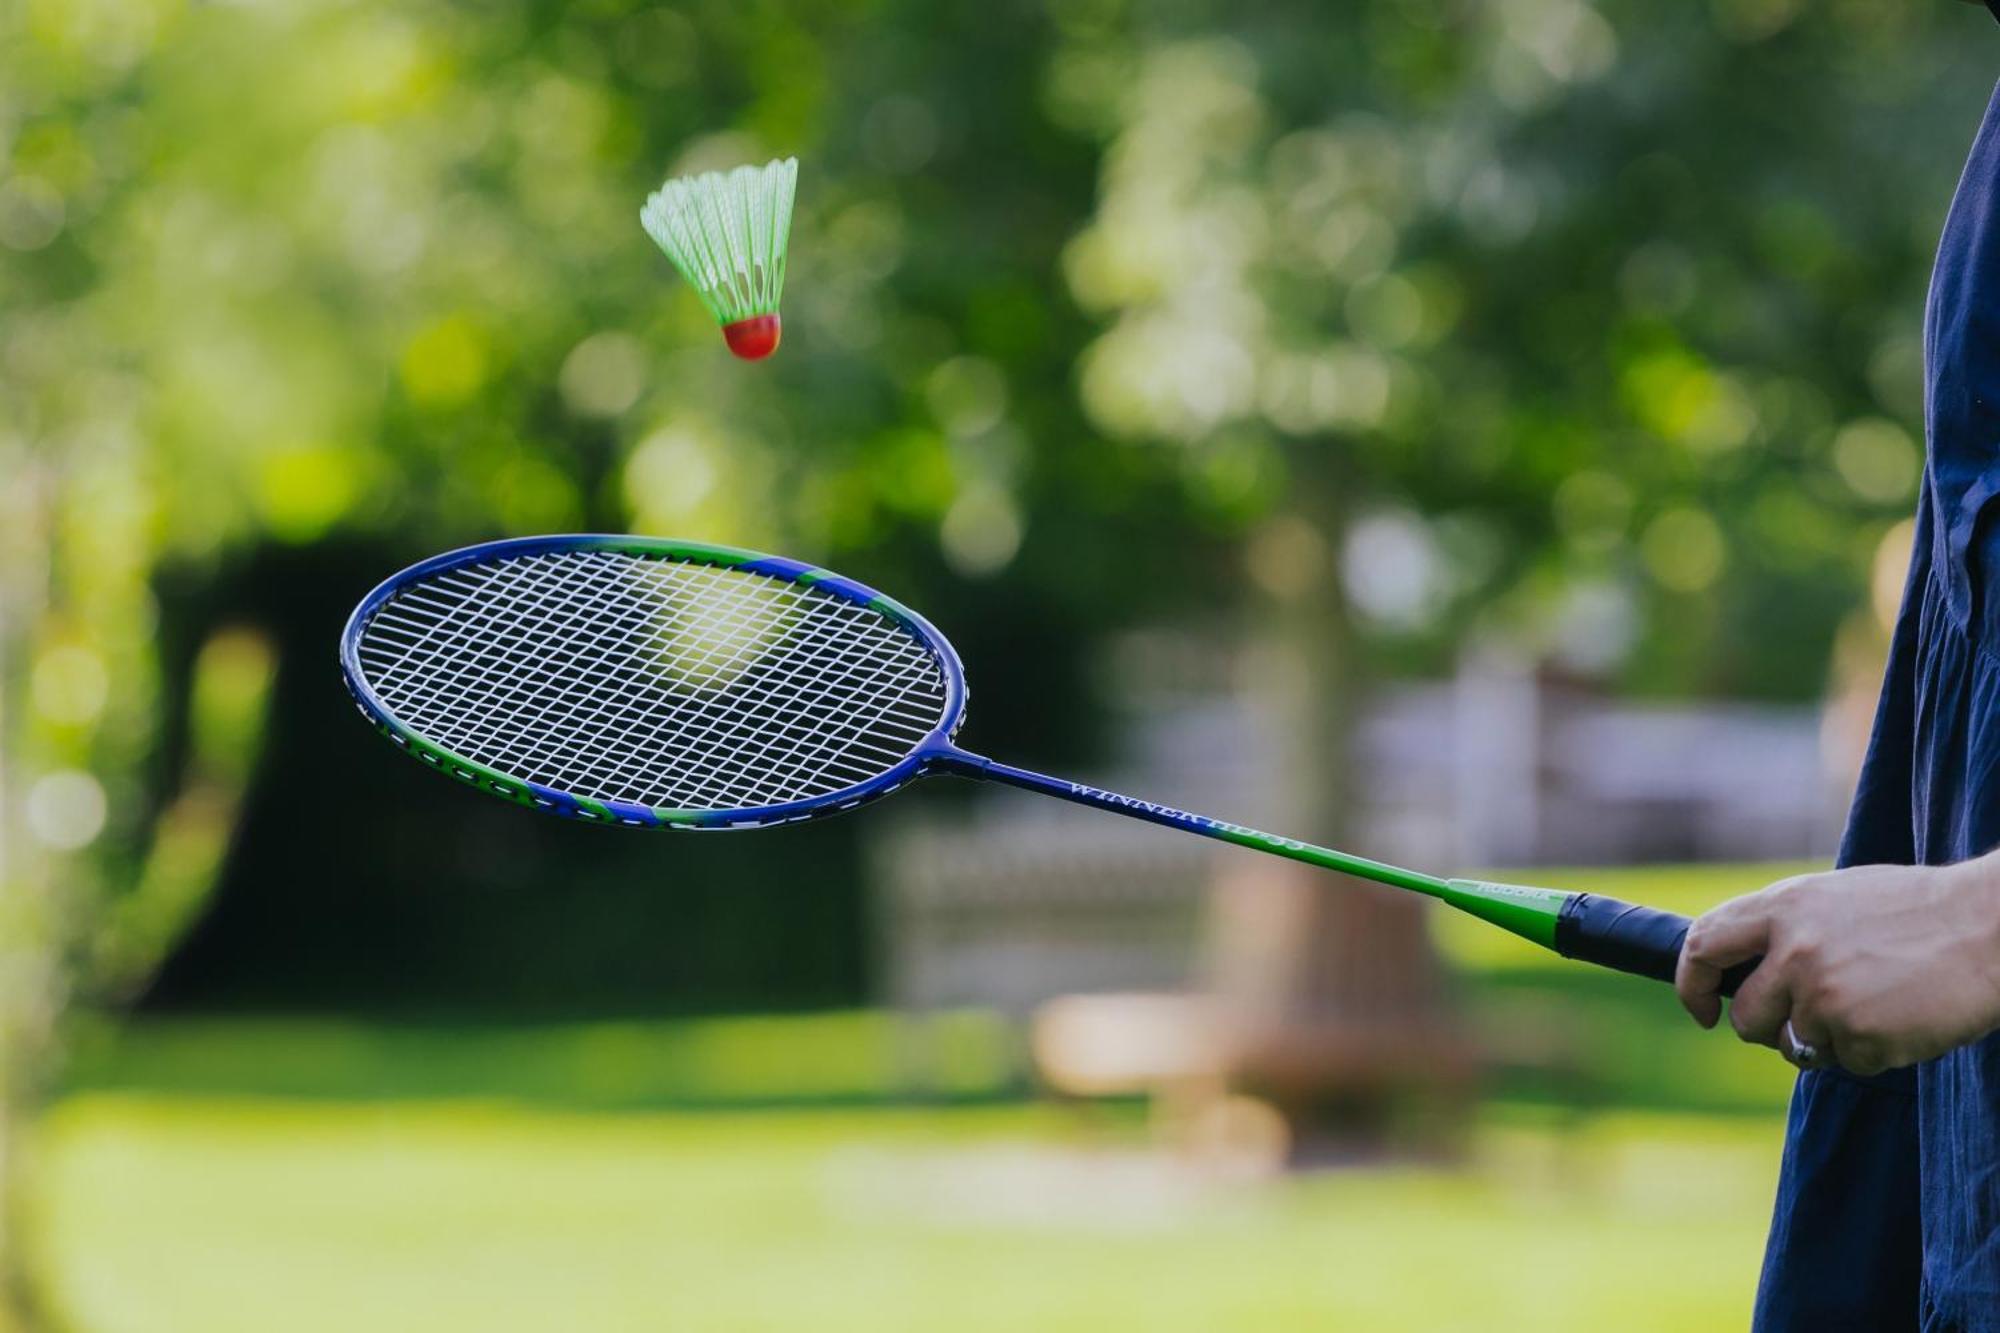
[
  {"xmin": 36, "ymin": 1096, "xmax": 1781, "ymax": 1333},
  {"xmin": 30, "ymin": 862, "xmax": 1808, "ymax": 1331}
]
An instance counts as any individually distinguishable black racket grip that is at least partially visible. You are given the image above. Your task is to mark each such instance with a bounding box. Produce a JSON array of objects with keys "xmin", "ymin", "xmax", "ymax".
[{"xmin": 1554, "ymin": 893, "xmax": 1759, "ymax": 997}]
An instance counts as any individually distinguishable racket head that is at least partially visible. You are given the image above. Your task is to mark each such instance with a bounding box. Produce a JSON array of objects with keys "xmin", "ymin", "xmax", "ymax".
[{"xmin": 339, "ymin": 535, "xmax": 968, "ymax": 829}]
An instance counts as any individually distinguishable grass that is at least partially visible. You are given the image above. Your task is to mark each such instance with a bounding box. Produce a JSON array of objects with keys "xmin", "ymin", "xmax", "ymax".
[
  {"xmin": 30, "ymin": 861, "xmax": 1810, "ymax": 1331},
  {"xmin": 57, "ymin": 1009, "xmax": 1026, "ymax": 1110},
  {"xmin": 35, "ymin": 1097, "xmax": 1781, "ymax": 1333}
]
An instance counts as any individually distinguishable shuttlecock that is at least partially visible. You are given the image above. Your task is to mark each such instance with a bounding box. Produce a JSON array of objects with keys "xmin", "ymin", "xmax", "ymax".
[{"xmin": 641, "ymin": 156, "xmax": 797, "ymax": 361}]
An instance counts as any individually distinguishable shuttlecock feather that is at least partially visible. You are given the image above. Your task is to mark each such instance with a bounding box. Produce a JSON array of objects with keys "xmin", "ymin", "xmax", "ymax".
[{"xmin": 641, "ymin": 157, "xmax": 797, "ymax": 360}]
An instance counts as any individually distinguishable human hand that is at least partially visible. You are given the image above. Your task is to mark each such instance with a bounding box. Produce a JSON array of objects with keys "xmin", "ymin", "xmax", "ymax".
[{"xmin": 1675, "ymin": 859, "xmax": 2000, "ymax": 1075}]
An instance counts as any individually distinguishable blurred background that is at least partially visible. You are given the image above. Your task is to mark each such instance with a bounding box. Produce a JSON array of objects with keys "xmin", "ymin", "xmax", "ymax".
[{"xmin": 0, "ymin": 0, "xmax": 1989, "ymax": 1328}]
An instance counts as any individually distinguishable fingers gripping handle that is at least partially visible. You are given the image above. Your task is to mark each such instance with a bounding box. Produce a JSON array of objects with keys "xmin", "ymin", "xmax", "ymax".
[{"xmin": 1554, "ymin": 893, "xmax": 1759, "ymax": 997}]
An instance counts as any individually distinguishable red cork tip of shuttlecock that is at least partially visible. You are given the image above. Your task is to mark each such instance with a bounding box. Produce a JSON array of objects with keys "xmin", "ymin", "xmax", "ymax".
[{"xmin": 722, "ymin": 314, "xmax": 782, "ymax": 360}]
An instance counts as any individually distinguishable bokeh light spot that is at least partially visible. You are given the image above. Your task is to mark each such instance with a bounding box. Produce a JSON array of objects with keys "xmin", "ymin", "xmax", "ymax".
[
  {"xmin": 1346, "ymin": 274, "xmax": 1426, "ymax": 349},
  {"xmin": 1873, "ymin": 518, "xmax": 1916, "ymax": 631},
  {"xmin": 1641, "ymin": 507, "xmax": 1726, "ymax": 593},
  {"xmin": 625, "ymin": 426, "xmax": 725, "ymax": 533},
  {"xmin": 1554, "ymin": 471, "xmax": 1633, "ymax": 552},
  {"xmin": 32, "ymin": 643, "xmax": 109, "ymax": 726},
  {"xmin": 27, "ymin": 770, "xmax": 107, "ymax": 850},
  {"xmin": 255, "ymin": 446, "xmax": 362, "ymax": 544},
  {"xmin": 560, "ymin": 332, "xmax": 645, "ymax": 418},
  {"xmin": 926, "ymin": 358, "xmax": 1009, "ymax": 438},
  {"xmin": 1343, "ymin": 510, "xmax": 1443, "ymax": 630},
  {"xmin": 1832, "ymin": 417, "xmax": 1918, "ymax": 504},
  {"xmin": 940, "ymin": 483, "xmax": 1023, "ymax": 576},
  {"xmin": 1245, "ymin": 515, "xmax": 1329, "ymax": 601},
  {"xmin": 1551, "ymin": 580, "xmax": 1638, "ymax": 674},
  {"xmin": 489, "ymin": 455, "xmax": 584, "ymax": 533},
  {"xmin": 1622, "ymin": 350, "xmax": 1756, "ymax": 452},
  {"xmin": 399, "ymin": 316, "xmax": 489, "ymax": 408},
  {"xmin": 873, "ymin": 431, "xmax": 956, "ymax": 517}
]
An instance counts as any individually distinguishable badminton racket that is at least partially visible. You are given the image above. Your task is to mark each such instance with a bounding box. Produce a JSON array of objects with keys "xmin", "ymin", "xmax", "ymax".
[{"xmin": 339, "ymin": 535, "xmax": 1757, "ymax": 996}]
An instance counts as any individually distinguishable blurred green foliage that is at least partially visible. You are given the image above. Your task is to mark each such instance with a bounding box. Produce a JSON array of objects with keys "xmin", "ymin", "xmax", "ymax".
[
  {"xmin": 1062, "ymin": 1, "xmax": 1989, "ymax": 694},
  {"xmin": 1, "ymin": 0, "xmax": 1995, "ymax": 1176}
]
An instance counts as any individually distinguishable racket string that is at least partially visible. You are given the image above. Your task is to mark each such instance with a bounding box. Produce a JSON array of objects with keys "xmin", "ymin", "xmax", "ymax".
[
  {"xmin": 399, "ymin": 555, "xmax": 808, "ymax": 783},
  {"xmin": 366, "ymin": 555, "xmax": 792, "ymax": 804},
  {"xmin": 363, "ymin": 556, "xmax": 923, "ymax": 809},
  {"xmin": 378, "ymin": 556, "xmax": 937, "ymax": 806},
  {"xmin": 355, "ymin": 549, "xmax": 950, "ymax": 811},
  {"xmin": 366, "ymin": 555, "xmax": 687, "ymax": 781}
]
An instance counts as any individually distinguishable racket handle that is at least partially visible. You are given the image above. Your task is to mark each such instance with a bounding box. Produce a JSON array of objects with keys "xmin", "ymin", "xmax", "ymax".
[{"xmin": 1554, "ymin": 893, "xmax": 1760, "ymax": 998}]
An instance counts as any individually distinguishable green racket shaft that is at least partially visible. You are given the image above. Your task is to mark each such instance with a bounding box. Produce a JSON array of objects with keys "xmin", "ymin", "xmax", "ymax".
[{"xmin": 945, "ymin": 752, "xmax": 1758, "ymax": 996}]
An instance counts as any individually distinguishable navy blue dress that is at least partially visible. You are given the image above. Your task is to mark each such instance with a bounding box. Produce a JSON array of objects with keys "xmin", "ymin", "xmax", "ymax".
[{"xmin": 1756, "ymin": 65, "xmax": 2000, "ymax": 1333}]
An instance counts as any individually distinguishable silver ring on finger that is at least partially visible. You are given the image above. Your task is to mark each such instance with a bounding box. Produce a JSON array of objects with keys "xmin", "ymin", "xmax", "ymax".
[{"xmin": 1782, "ymin": 1020, "xmax": 1821, "ymax": 1069}]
